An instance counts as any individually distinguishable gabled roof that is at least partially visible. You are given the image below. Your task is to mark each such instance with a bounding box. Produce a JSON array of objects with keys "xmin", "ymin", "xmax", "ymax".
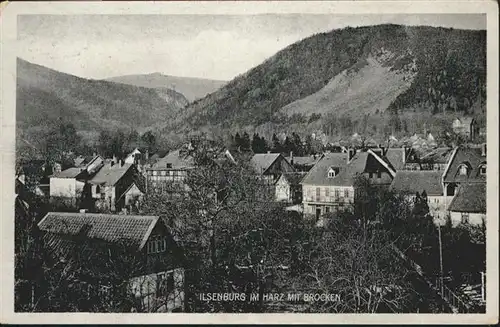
[
  {"xmin": 443, "ymin": 146, "xmax": 486, "ymax": 183},
  {"xmin": 301, "ymin": 152, "xmax": 349, "ymax": 186},
  {"xmin": 88, "ymin": 162, "xmax": 134, "ymax": 186},
  {"xmin": 151, "ymin": 149, "xmax": 195, "ymax": 170},
  {"xmin": 390, "ymin": 171, "xmax": 443, "ymax": 196},
  {"xmin": 250, "ymin": 153, "xmax": 281, "ymax": 175},
  {"xmin": 448, "ymin": 183, "xmax": 486, "ymax": 213},
  {"xmin": 302, "ymin": 150, "xmax": 395, "ymax": 187},
  {"xmin": 38, "ymin": 212, "xmax": 159, "ymax": 251},
  {"xmin": 51, "ymin": 167, "xmax": 83, "ymax": 179}
]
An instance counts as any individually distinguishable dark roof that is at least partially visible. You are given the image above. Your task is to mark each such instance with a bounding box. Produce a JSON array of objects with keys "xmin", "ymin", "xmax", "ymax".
[
  {"xmin": 420, "ymin": 147, "xmax": 454, "ymax": 164},
  {"xmin": 285, "ymin": 156, "xmax": 322, "ymax": 167},
  {"xmin": 390, "ymin": 171, "xmax": 443, "ymax": 196},
  {"xmin": 448, "ymin": 183, "xmax": 486, "ymax": 213},
  {"xmin": 51, "ymin": 167, "xmax": 83, "ymax": 179},
  {"xmin": 150, "ymin": 149, "xmax": 195, "ymax": 170},
  {"xmin": 250, "ymin": 153, "xmax": 282, "ymax": 174},
  {"xmin": 88, "ymin": 162, "xmax": 133, "ymax": 186},
  {"xmin": 38, "ymin": 212, "xmax": 159, "ymax": 251},
  {"xmin": 385, "ymin": 148, "xmax": 406, "ymax": 170},
  {"xmin": 443, "ymin": 146, "xmax": 486, "ymax": 183},
  {"xmin": 280, "ymin": 172, "xmax": 307, "ymax": 185}
]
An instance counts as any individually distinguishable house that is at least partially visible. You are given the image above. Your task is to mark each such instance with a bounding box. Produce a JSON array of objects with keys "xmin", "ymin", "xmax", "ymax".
[
  {"xmin": 448, "ymin": 183, "xmax": 486, "ymax": 227},
  {"xmin": 250, "ymin": 153, "xmax": 295, "ymax": 183},
  {"xmin": 301, "ymin": 150, "xmax": 396, "ymax": 220},
  {"xmin": 452, "ymin": 117, "xmax": 476, "ymax": 140},
  {"xmin": 390, "ymin": 171, "xmax": 450, "ymax": 224},
  {"xmin": 442, "ymin": 144, "xmax": 486, "ymax": 209},
  {"xmin": 146, "ymin": 149, "xmax": 195, "ymax": 191},
  {"xmin": 74, "ymin": 155, "xmax": 105, "ymax": 176},
  {"xmin": 275, "ymin": 172, "xmax": 307, "ymax": 204},
  {"xmin": 125, "ymin": 148, "xmax": 142, "ymax": 165},
  {"xmin": 419, "ymin": 147, "xmax": 454, "ymax": 171},
  {"xmin": 37, "ymin": 212, "xmax": 185, "ymax": 312},
  {"xmin": 49, "ymin": 167, "xmax": 86, "ymax": 205},
  {"xmin": 87, "ymin": 161, "xmax": 142, "ymax": 212}
]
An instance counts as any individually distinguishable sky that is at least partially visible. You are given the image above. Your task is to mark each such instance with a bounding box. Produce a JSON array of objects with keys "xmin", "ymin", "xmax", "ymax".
[{"xmin": 17, "ymin": 14, "xmax": 486, "ymax": 81}]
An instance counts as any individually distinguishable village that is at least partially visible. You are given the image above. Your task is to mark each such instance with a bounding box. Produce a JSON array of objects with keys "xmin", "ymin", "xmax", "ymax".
[{"xmin": 14, "ymin": 113, "xmax": 487, "ymax": 313}]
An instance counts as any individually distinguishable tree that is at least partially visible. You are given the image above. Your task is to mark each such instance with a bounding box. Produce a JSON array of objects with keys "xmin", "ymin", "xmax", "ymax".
[
  {"xmin": 251, "ymin": 133, "xmax": 268, "ymax": 154},
  {"xmin": 240, "ymin": 132, "xmax": 251, "ymax": 152},
  {"xmin": 271, "ymin": 133, "xmax": 282, "ymax": 153},
  {"xmin": 141, "ymin": 131, "xmax": 157, "ymax": 155}
]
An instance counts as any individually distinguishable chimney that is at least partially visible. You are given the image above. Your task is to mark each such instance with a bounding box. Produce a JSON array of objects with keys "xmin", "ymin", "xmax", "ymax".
[
  {"xmin": 110, "ymin": 161, "xmax": 115, "ymax": 167},
  {"xmin": 93, "ymin": 152, "xmax": 97, "ymax": 157},
  {"xmin": 481, "ymin": 143, "xmax": 486, "ymax": 157},
  {"xmin": 145, "ymin": 149, "xmax": 149, "ymax": 160},
  {"xmin": 290, "ymin": 151, "xmax": 294, "ymax": 165},
  {"xmin": 120, "ymin": 159, "xmax": 124, "ymax": 167},
  {"xmin": 112, "ymin": 154, "xmax": 117, "ymax": 164},
  {"xmin": 348, "ymin": 148, "xmax": 355, "ymax": 163},
  {"xmin": 267, "ymin": 151, "xmax": 271, "ymax": 154}
]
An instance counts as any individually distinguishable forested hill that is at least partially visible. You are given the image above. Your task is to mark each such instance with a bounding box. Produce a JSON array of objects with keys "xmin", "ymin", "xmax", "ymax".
[
  {"xmin": 169, "ymin": 24, "xmax": 486, "ymax": 139},
  {"xmin": 17, "ymin": 58, "xmax": 189, "ymax": 138}
]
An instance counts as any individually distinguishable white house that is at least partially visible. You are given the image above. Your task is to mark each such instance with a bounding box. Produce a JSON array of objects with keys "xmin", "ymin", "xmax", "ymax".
[{"xmin": 49, "ymin": 167, "xmax": 86, "ymax": 199}]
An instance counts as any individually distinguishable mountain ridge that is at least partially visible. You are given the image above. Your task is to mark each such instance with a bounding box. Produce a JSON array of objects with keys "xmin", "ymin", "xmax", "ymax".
[
  {"xmin": 167, "ymin": 24, "xmax": 486, "ymax": 139},
  {"xmin": 105, "ymin": 73, "xmax": 227, "ymax": 102}
]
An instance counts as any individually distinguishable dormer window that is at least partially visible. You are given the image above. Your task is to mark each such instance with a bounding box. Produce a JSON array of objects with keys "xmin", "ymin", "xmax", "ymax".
[
  {"xmin": 166, "ymin": 163, "xmax": 172, "ymax": 169},
  {"xmin": 328, "ymin": 167, "xmax": 339, "ymax": 178},
  {"xmin": 479, "ymin": 164, "xmax": 486, "ymax": 176},
  {"xmin": 458, "ymin": 163, "xmax": 470, "ymax": 176}
]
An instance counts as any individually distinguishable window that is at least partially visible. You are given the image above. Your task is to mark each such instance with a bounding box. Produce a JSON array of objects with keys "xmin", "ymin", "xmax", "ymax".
[
  {"xmin": 147, "ymin": 236, "xmax": 167, "ymax": 254},
  {"xmin": 167, "ymin": 272, "xmax": 175, "ymax": 292},
  {"xmin": 479, "ymin": 164, "xmax": 486, "ymax": 176},
  {"xmin": 96, "ymin": 185, "xmax": 101, "ymax": 193},
  {"xmin": 461, "ymin": 212, "xmax": 470, "ymax": 224},
  {"xmin": 325, "ymin": 206, "xmax": 330, "ymax": 213},
  {"xmin": 328, "ymin": 168, "xmax": 337, "ymax": 178},
  {"xmin": 377, "ymin": 171, "xmax": 382, "ymax": 179},
  {"xmin": 166, "ymin": 163, "xmax": 173, "ymax": 169},
  {"xmin": 153, "ymin": 171, "xmax": 158, "ymax": 176},
  {"xmin": 161, "ymin": 171, "xmax": 167, "ymax": 176},
  {"xmin": 344, "ymin": 189, "xmax": 349, "ymax": 198},
  {"xmin": 369, "ymin": 172, "xmax": 373, "ymax": 179},
  {"xmin": 316, "ymin": 187, "xmax": 320, "ymax": 201},
  {"xmin": 325, "ymin": 188, "xmax": 330, "ymax": 197},
  {"xmin": 458, "ymin": 164, "xmax": 469, "ymax": 176},
  {"xmin": 334, "ymin": 189, "xmax": 340, "ymax": 199}
]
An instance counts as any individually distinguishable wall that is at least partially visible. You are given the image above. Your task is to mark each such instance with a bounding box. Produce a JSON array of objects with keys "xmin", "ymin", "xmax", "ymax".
[
  {"xmin": 302, "ymin": 184, "xmax": 355, "ymax": 218},
  {"xmin": 302, "ymin": 184, "xmax": 355, "ymax": 205},
  {"xmin": 128, "ymin": 268, "xmax": 184, "ymax": 312},
  {"xmin": 50, "ymin": 177, "xmax": 83, "ymax": 198}
]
